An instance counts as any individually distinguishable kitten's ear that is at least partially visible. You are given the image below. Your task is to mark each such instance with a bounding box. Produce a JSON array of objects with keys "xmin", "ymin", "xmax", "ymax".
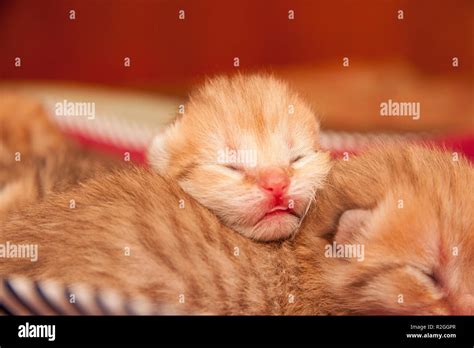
[
  {"xmin": 147, "ymin": 132, "xmax": 169, "ymax": 174},
  {"xmin": 334, "ymin": 208, "xmax": 373, "ymax": 244},
  {"xmin": 147, "ymin": 120, "xmax": 182, "ymax": 175}
]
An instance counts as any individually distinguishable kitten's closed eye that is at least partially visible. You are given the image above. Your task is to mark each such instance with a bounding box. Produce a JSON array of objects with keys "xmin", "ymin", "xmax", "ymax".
[
  {"xmin": 290, "ymin": 155, "xmax": 304, "ymax": 164},
  {"xmin": 224, "ymin": 164, "xmax": 244, "ymax": 172},
  {"xmin": 290, "ymin": 151, "xmax": 318, "ymax": 165},
  {"xmin": 418, "ymin": 267, "xmax": 439, "ymax": 285}
]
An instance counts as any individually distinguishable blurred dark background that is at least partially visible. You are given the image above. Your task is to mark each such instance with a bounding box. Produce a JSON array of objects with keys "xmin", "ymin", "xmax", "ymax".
[
  {"xmin": 1, "ymin": 0, "xmax": 472, "ymax": 85},
  {"xmin": 0, "ymin": 0, "xmax": 472, "ymax": 132}
]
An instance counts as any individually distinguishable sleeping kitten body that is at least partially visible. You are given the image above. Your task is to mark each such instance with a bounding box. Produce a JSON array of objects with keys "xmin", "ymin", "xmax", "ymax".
[
  {"xmin": 148, "ymin": 74, "xmax": 331, "ymax": 241},
  {"xmin": 1, "ymin": 145, "xmax": 472, "ymax": 315}
]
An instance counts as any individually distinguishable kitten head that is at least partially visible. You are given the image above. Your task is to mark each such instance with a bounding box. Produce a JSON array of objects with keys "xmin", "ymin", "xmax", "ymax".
[
  {"xmin": 322, "ymin": 147, "xmax": 474, "ymax": 315},
  {"xmin": 148, "ymin": 74, "xmax": 331, "ymax": 241}
]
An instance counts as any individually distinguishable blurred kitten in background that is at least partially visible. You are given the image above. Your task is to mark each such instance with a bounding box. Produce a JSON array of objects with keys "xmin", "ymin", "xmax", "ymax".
[{"xmin": 0, "ymin": 94, "xmax": 123, "ymax": 219}]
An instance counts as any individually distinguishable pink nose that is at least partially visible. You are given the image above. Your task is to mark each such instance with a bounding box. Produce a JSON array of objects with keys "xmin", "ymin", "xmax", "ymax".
[{"xmin": 257, "ymin": 167, "xmax": 290, "ymax": 197}]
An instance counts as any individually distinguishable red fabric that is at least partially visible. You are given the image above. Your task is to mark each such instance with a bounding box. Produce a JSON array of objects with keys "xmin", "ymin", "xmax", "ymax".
[
  {"xmin": 435, "ymin": 134, "xmax": 474, "ymax": 161},
  {"xmin": 65, "ymin": 128, "xmax": 474, "ymax": 165},
  {"xmin": 64, "ymin": 129, "xmax": 147, "ymax": 164}
]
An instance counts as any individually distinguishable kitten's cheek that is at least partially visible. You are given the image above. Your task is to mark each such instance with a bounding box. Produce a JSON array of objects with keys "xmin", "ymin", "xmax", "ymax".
[{"xmin": 286, "ymin": 195, "xmax": 311, "ymax": 216}]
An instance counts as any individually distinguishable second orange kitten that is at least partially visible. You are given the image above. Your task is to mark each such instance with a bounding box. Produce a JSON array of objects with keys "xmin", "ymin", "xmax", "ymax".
[{"xmin": 148, "ymin": 74, "xmax": 331, "ymax": 241}]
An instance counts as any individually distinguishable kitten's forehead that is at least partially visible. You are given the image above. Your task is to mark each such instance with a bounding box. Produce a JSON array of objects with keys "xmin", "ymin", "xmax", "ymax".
[
  {"xmin": 367, "ymin": 189, "xmax": 472, "ymax": 270},
  {"xmin": 213, "ymin": 122, "xmax": 316, "ymax": 166},
  {"xmin": 234, "ymin": 132, "xmax": 290, "ymax": 165},
  {"xmin": 183, "ymin": 74, "xmax": 319, "ymax": 164},
  {"xmin": 189, "ymin": 74, "xmax": 318, "ymax": 132}
]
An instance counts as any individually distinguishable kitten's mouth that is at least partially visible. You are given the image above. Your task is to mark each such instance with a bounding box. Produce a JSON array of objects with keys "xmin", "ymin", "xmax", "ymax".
[{"xmin": 260, "ymin": 206, "xmax": 299, "ymax": 221}]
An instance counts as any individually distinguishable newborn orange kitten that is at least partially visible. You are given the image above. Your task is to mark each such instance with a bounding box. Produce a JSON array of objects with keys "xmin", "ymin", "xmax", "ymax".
[
  {"xmin": 307, "ymin": 145, "xmax": 474, "ymax": 315},
  {"xmin": 148, "ymin": 74, "xmax": 331, "ymax": 241}
]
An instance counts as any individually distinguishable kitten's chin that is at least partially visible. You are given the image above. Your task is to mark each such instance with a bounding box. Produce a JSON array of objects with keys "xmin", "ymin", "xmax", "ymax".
[{"xmin": 237, "ymin": 213, "xmax": 300, "ymax": 242}]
